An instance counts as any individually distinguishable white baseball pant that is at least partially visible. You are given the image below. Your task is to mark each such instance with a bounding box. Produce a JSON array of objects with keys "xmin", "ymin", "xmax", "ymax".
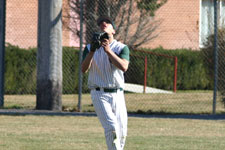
[{"xmin": 91, "ymin": 89, "xmax": 128, "ymax": 150}]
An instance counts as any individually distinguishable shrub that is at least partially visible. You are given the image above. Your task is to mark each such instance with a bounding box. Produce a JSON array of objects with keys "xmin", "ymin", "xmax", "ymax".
[
  {"xmin": 4, "ymin": 45, "xmax": 82, "ymax": 94},
  {"xmin": 201, "ymin": 28, "xmax": 225, "ymax": 106},
  {"xmin": 5, "ymin": 44, "xmax": 37, "ymax": 94},
  {"xmin": 126, "ymin": 48, "xmax": 212, "ymax": 91},
  {"xmin": 4, "ymin": 44, "xmax": 213, "ymax": 94}
]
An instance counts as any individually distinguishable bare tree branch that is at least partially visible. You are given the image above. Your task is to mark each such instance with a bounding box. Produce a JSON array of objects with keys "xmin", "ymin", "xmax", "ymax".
[
  {"xmin": 124, "ymin": 0, "xmax": 133, "ymax": 43},
  {"xmin": 64, "ymin": 0, "xmax": 167, "ymax": 48}
]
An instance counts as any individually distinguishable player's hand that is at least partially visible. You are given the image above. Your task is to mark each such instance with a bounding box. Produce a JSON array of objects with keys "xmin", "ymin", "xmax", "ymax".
[
  {"xmin": 90, "ymin": 41, "xmax": 100, "ymax": 52},
  {"xmin": 101, "ymin": 39, "xmax": 110, "ymax": 52}
]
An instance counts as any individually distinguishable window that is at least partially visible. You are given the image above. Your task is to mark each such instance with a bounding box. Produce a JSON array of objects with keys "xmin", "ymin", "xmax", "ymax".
[
  {"xmin": 220, "ymin": 0, "xmax": 225, "ymax": 26},
  {"xmin": 200, "ymin": 0, "xmax": 225, "ymax": 47}
]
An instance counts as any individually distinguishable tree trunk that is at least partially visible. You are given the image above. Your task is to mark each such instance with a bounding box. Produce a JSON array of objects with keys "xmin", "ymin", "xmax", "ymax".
[{"xmin": 37, "ymin": 0, "xmax": 62, "ymax": 110}]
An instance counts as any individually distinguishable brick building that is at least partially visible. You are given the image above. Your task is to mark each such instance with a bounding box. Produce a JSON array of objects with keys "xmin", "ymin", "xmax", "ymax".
[
  {"xmin": 5, "ymin": 0, "xmax": 74, "ymax": 48},
  {"xmin": 5, "ymin": 0, "xmax": 225, "ymax": 49}
]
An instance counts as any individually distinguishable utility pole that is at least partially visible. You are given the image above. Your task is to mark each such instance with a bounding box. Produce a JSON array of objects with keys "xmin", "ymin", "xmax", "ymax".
[
  {"xmin": 77, "ymin": 0, "xmax": 84, "ymax": 111},
  {"xmin": 36, "ymin": 0, "xmax": 62, "ymax": 110},
  {"xmin": 0, "ymin": 0, "xmax": 6, "ymax": 107},
  {"xmin": 212, "ymin": 0, "xmax": 218, "ymax": 114}
]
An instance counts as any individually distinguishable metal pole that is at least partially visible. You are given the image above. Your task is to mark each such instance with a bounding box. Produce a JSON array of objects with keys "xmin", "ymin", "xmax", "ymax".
[
  {"xmin": 78, "ymin": 0, "xmax": 84, "ymax": 112},
  {"xmin": 0, "ymin": 0, "xmax": 6, "ymax": 107},
  {"xmin": 212, "ymin": 0, "xmax": 218, "ymax": 114},
  {"xmin": 143, "ymin": 56, "xmax": 147, "ymax": 93},
  {"xmin": 173, "ymin": 57, "xmax": 177, "ymax": 93}
]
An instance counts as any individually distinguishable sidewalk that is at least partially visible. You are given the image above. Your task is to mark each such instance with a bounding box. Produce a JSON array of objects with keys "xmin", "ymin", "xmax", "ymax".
[
  {"xmin": 124, "ymin": 83, "xmax": 173, "ymax": 94},
  {"xmin": 0, "ymin": 109, "xmax": 97, "ymax": 116}
]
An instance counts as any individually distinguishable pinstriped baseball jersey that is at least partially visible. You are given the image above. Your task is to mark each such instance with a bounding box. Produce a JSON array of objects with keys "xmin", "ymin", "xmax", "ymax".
[
  {"xmin": 83, "ymin": 39, "xmax": 129, "ymax": 89},
  {"xmin": 83, "ymin": 39, "xmax": 129, "ymax": 150}
]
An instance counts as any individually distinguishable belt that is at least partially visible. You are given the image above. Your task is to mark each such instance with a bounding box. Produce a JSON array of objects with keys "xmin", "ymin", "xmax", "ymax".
[{"xmin": 95, "ymin": 87, "xmax": 123, "ymax": 93}]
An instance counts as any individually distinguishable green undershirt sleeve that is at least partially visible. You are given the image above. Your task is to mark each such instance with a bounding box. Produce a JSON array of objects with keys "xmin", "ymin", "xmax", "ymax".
[
  {"xmin": 82, "ymin": 46, "xmax": 89, "ymax": 61},
  {"xmin": 119, "ymin": 46, "xmax": 130, "ymax": 61}
]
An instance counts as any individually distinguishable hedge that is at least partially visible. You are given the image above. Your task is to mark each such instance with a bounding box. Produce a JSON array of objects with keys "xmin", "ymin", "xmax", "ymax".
[
  {"xmin": 4, "ymin": 44, "xmax": 83, "ymax": 94},
  {"xmin": 201, "ymin": 28, "xmax": 225, "ymax": 104},
  {"xmin": 5, "ymin": 44, "xmax": 37, "ymax": 94},
  {"xmin": 127, "ymin": 48, "xmax": 213, "ymax": 91},
  {"xmin": 4, "ymin": 44, "xmax": 213, "ymax": 94}
]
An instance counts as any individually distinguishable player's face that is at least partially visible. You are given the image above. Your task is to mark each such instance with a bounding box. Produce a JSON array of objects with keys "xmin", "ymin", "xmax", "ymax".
[{"xmin": 99, "ymin": 20, "xmax": 115, "ymax": 35}]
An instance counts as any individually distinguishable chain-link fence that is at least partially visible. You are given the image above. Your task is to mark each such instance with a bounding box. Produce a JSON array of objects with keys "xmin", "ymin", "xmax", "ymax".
[{"xmin": 1, "ymin": 0, "xmax": 225, "ymax": 114}]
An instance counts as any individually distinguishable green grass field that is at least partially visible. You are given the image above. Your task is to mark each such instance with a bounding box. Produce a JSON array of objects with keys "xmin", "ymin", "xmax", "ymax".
[
  {"xmin": 2, "ymin": 91, "xmax": 225, "ymax": 114},
  {"xmin": 1, "ymin": 92, "xmax": 225, "ymax": 149},
  {"xmin": 0, "ymin": 115, "xmax": 225, "ymax": 150}
]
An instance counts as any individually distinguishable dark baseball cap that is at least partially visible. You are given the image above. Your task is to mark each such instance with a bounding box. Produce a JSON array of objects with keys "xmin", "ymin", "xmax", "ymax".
[{"xmin": 97, "ymin": 16, "xmax": 116, "ymax": 30}]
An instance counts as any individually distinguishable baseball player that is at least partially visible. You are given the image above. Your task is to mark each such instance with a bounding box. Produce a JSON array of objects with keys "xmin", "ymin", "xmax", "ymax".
[{"xmin": 82, "ymin": 16, "xmax": 130, "ymax": 150}]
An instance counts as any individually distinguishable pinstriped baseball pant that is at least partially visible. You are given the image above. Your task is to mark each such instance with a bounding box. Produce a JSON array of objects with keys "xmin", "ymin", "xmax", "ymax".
[{"xmin": 91, "ymin": 89, "xmax": 128, "ymax": 150}]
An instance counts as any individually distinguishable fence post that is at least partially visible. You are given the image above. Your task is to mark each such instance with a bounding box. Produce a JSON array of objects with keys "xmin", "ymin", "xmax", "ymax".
[
  {"xmin": 212, "ymin": 0, "xmax": 218, "ymax": 115},
  {"xmin": 0, "ymin": 0, "xmax": 6, "ymax": 107},
  {"xmin": 143, "ymin": 56, "xmax": 147, "ymax": 93},
  {"xmin": 78, "ymin": 0, "xmax": 84, "ymax": 112},
  {"xmin": 173, "ymin": 57, "xmax": 177, "ymax": 93}
]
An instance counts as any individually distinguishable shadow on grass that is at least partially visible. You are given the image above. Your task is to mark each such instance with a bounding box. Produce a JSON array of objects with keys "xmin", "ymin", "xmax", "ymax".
[
  {"xmin": 0, "ymin": 107, "xmax": 225, "ymax": 120},
  {"xmin": 0, "ymin": 105, "xmax": 24, "ymax": 109},
  {"xmin": 128, "ymin": 109, "xmax": 225, "ymax": 120}
]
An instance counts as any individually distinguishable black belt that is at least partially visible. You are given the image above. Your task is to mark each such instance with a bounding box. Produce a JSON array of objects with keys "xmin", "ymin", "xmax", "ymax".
[{"xmin": 95, "ymin": 87, "xmax": 123, "ymax": 93}]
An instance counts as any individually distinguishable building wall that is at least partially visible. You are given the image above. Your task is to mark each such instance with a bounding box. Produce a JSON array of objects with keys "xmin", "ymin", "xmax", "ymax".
[
  {"xmin": 144, "ymin": 0, "xmax": 200, "ymax": 49},
  {"xmin": 5, "ymin": 0, "xmax": 200, "ymax": 50},
  {"xmin": 5, "ymin": 0, "xmax": 75, "ymax": 49},
  {"xmin": 6, "ymin": 0, "xmax": 37, "ymax": 48}
]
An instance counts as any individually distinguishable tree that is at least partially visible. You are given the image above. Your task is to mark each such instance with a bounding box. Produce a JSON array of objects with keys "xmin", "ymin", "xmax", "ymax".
[
  {"xmin": 201, "ymin": 28, "xmax": 225, "ymax": 107},
  {"xmin": 36, "ymin": 0, "xmax": 63, "ymax": 110},
  {"xmin": 64, "ymin": 0, "xmax": 167, "ymax": 49}
]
